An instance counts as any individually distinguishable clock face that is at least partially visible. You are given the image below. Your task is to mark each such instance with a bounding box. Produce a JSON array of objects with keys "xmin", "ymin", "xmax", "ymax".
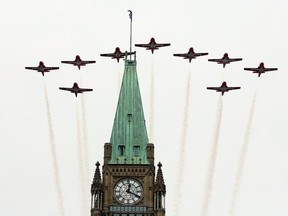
[{"xmin": 114, "ymin": 178, "xmax": 143, "ymax": 205}]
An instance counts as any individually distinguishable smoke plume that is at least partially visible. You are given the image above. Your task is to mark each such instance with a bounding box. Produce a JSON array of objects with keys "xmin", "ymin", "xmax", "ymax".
[
  {"xmin": 229, "ymin": 89, "xmax": 257, "ymax": 215},
  {"xmin": 80, "ymin": 95, "xmax": 89, "ymax": 184},
  {"xmin": 76, "ymin": 105, "xmax": 89, "ymax": 215},
  {"xmin": 44, "ymin": 82, "xmax": 65, "ymax": 216},
  {"xmin": 201, "ymin": 96, "xmax": 223, "ymax": 216},
  {"xmin": 174, "ymin": 70, "xmax": 191, "ymax": 215},
  {"xmin": 149, "ymin": 57, "xmax": 155, "ymax": 141}
]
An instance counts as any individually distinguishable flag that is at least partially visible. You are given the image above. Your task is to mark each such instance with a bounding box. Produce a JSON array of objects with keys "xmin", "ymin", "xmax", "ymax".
[{"xmin": 128, "ymin": 10, "xmax": 132, "ymax": 21}]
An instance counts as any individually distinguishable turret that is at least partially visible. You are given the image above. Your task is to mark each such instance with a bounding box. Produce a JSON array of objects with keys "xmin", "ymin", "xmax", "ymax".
[
  {"xmin": 91, "ymin": 162, "xmax": 103, "ymax": 216},
  {"xmin": 154, "ymin": 162, "xmax": 166, "ymax": 216}
]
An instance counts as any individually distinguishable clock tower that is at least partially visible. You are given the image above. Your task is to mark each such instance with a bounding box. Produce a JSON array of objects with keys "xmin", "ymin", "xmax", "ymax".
[{"xmin": 90, "ymin": 58, "xmax": 166, "ymax": 216}]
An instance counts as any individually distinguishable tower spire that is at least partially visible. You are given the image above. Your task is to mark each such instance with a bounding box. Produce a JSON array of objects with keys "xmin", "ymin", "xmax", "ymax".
[
  {"xmin": 91, "ymin": 162, "xmax": 103, "ymax": 213},
  {"xmin": 154, "ymin": 162, "xmax": 166, "ymax": 215},
  {"xmin": 155, "ymin": 162, "xmax": 166, "ymax": 193},
  {"xmin": 109, "ymin": 59, "xmax": 149, "ymax": 164}
]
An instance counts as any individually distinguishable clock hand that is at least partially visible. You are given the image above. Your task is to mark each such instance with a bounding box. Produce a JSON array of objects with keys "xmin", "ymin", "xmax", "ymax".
[
  {"xmin": 127, "ymin": 191, "xmax": 141, "ymax": 198},
  {"xmin": 126, "ymin": 184, "xmax": 131, "ymax": 193}
]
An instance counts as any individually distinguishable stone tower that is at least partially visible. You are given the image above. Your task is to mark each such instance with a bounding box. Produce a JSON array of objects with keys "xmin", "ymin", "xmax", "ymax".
[{"xmin": 91, "ymin": 58, "xmax": 166, "ymax": 216}]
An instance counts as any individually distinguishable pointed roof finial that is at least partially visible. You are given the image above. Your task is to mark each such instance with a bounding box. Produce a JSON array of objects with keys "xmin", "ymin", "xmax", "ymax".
[
  {"xmin": 91, "ymin": 161, "xmax": 103, "ymax": 194},
  {"xmin": 92, "ymin": 161, "xmax": 102, "ymax": 184},
  {"xmin": 96, "ymin": 161, "xmax": 100, "ymax": 167},
  {"xmin": 155, "ymin": 161, "xmax": 166, "ymax": 193}
]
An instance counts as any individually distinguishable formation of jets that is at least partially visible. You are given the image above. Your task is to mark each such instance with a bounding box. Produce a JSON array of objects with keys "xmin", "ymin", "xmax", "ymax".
[
  {"xmin": 25, "ymin": 56, "xmax": 96, "ymax": 97},
  {"xmin": 25, "ymin": 37, "xmax": 278, "ymax": 97},
  {"xmin": 100, "ymin": 47, "xmax": 136, "ymax": 62},
  {"xmin": 61, "ymin": 55, "xmax": 96, "ymax": 70}
]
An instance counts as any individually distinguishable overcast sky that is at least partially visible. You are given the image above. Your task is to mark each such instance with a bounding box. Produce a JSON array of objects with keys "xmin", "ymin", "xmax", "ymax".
[{"xmin": 1, "ymin": 0, "xmax": 288, "ymax": 216}]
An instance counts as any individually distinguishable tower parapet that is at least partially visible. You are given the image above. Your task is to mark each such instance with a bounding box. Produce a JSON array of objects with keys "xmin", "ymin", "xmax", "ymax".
[
  {"xmin": 103, "ymin": 143, "xmax": 112, "ymax": 165},
  {"xmin": 147, "ymin": 143, "xmax": 155, "ymax": 165}
]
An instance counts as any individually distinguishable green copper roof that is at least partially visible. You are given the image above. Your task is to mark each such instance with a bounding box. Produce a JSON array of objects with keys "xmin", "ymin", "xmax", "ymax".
[{"xmin": 109, "ymin": 59, "xmax": 149, "ymax": 164}]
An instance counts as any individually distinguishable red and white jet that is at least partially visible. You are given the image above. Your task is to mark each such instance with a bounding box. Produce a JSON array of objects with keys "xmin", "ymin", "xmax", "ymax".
[
  {"xmin": 25, "ymin": 61, "xmax": 59, "ymax": 76},
  {"xmin": 59, "ymin": 82, "xmax": 93, "ymax": 97},
  {"xmin": 135, "ymin": 37, "xmax": 171, "ymax": 54},
  {"xmin": 173, "ymin": 47, "xmax": 208, "ymax": 62},
  {"xmin": 61, "ymin": 55, "xmax": 96, "ymax": 70},
  {"xmin": 100, "ymin": 47, "xmax": 136, "ymax": 62},
  {"xmin": 207, "ymin": 81, "xmax": 241, "ymax": 96},
  {"xmin": 244, "ymin": 62, "xmax": 278, "ymax": 77},
  {"xmin": 208, "ymin": 53, "xmax": 242, "ymax": 68}
]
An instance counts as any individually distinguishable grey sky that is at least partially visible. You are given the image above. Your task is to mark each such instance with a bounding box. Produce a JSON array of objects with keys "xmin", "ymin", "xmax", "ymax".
[{"xmin": 0, "ymin": 0, "xmax": 288, "ymax": 216}]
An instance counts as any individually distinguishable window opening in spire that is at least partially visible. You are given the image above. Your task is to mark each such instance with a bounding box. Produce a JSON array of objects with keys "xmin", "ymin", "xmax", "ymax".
[{"xmin": 118, "ymin": 145, "xmax": 125, "ymax": 156}]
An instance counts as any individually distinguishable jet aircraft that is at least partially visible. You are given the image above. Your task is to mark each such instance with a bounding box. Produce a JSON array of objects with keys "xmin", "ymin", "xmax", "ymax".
[
  {"xmin": 25, "ymin": 61, "xmax": 59, "ymax": 76},
  {"xmin": 207, "ymin": 81, "xmax": 241, "ymax": 96},
  {"xmin": 208, "ymin": 53, "xmax": 242, "ymax": 68},
  {"xmin": 59, "ymin": 82, "xmax": 93, "ymax": 97},
  {"xmin": 173, "ymin": 47, "xmax": 208, "ymax": 62},
  {"xmin": 61, "ymin": 55, "xmax": 96, "ymax": 70},
  {"xmin": 135, "ymin": 37, "xmax": 170, "ymax": 53},
  {"xmin": 100, "ymin": 47, "xmax": 136, "ymax": 62},
  {"xmin": 244, "ymin": 62, "xmax": 278, "ymax": 77}
]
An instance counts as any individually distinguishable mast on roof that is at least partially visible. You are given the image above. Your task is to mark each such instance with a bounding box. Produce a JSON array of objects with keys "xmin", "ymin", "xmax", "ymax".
[{"xmin": 128, "ymin": 10, "xmax": 133, "ymax": 60}]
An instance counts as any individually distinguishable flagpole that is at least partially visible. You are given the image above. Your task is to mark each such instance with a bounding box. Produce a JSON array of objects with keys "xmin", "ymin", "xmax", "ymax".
[
  {"xmin": 130, "ymin": 18, "xmax": 132, "ymax": 60},
  {"xmin": 128, "ymin": 10, "xmax": 132, "ymax": 60}
]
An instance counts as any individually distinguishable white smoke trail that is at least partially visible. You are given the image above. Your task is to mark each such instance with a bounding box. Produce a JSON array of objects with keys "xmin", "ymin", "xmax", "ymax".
[
  {"xmin": 174, "ymin": 69, "xmax": 192, "ymax": 216},
  {"xmin": 76, "ymin": 105, "xmax": 88, "ymax": 215},
  {"xmin": 43, "ymin": 82, "xmax": 65, "ymax": 216},
  {"xmin": 149, "ymin": 60, "xmax": 155, "ymax": 141},
  {"xmin": 201, "ymin": 95, "xmax": 223, "ymax": 216},
  {"xmin": 78, "ymin": 77, "xmax": 90, "ymax": 213},
  {"xmin": 80, "ymin": 94, "xmax": 89, "ymax": 183},
  {"xmin": 229, "ymin": 89, "xmax": 258, "ymax": 216},
  {"xmin": 79, "ymin": 78, "xmax": 90, "ymax": 183}
]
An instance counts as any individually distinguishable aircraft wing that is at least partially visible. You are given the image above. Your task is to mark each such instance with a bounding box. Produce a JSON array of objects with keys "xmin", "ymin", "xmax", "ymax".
[
  {"xmin": 135, "ymin": 44, "xmax": 151, "ymax": 48},
  {"xmin": 227, "ymin": 87, "xmax": 241, "ymax": 91},
  {"xmin": 228, "ymin": 58, "xmax": 242, "ymax": 62},
  {"xmin": 173, "ymin": 53, "xmax": 188, "ymax": 57},
  {"xmin": 244, "ymin": 68, "xmax": 257, "ymax": 72},
  {"xmin": 194, "ymin": 53, "xmax": 209, "ymax": 57},
  {"xmin": 263, "ymin": 68, "xmax": 278, "ymax": 72},
  {"xmin": 45, "ymin": 67, "xmax": 59, "ymax": 70},
  {"xmin": 25, "ymin": 67, "xmax": 39, "ymax": 70},
  {"xmin": 82, "ymin": 61, "xmax": 96, "ymax": 64},
  {"xmin": 208, "ymin": 59, "xmax": 222, "ymax": 63},
  {"xmin": 154, "ymin": 43, "xmax": 171, "ymax": 48},
  {"xmin": 59, "ymin": 87, "xmax": 73, "ymax": 92},
  {"xmin": 100, "ymin": 53, "xmax": 114, "ymax": 57},
  {"xmin": 79, "ymin": 88, "xmax": 93, "ymax": 92},
  {"xmin": 207, "ymin": 87, "xmax": 221, "ymax": 91},
  {"xmin": 61, "ymin": 61, "xmax": 76, "ymax": 64}
]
